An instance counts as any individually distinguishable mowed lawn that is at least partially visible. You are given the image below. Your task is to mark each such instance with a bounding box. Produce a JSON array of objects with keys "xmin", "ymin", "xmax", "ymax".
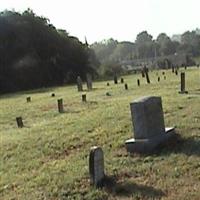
[{"xmin": 0, "ymin": 67, "xmax": 200, "ymax": 200}]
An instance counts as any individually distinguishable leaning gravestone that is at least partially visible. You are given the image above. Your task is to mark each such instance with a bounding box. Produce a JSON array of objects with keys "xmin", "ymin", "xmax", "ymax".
[
  {"xmin": 179, "ymin": 72, "xmax": 188, "ymax": 94},
  {"xmin": 89, "ymin": 146, "xmax": 105, "ymax": 187},
  {"xmin": 77, "ymin": 76, "xmax": 83, "ymax": 92},
  {"xmin": 125, "ymin": 96, "xmax": 175, "ymax": 153},
  {"xmin": 57, "ymin": 99, "xmax": 64, "ymax": 113},
  {"xmin": 144, "ymin": 66, "xmax": 150, "ymax": 84},
  {"xmin": 86, "ymin": 73, "xmax": 92, "ymax": 90},
  {"xmin": 16, "ymin": 117, "xmax": 23, "ymax": 128}
]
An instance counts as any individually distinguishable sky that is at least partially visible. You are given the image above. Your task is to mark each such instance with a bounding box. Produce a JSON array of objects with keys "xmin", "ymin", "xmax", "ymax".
[{"xmin": 0, "ymin": 0, "xmax": 200, "ymax": 44}]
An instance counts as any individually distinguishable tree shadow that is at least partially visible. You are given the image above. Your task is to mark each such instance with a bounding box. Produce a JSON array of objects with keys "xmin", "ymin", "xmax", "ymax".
[{"xmin": 102, "ymin": 176, "xmax": 165, "ymax": 199}]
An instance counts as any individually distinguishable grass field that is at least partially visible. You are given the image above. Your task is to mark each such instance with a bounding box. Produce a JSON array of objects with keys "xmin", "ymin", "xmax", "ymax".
[{"xmin": 0, "ymin": 67, "xmax": 200, "ymax": 200}]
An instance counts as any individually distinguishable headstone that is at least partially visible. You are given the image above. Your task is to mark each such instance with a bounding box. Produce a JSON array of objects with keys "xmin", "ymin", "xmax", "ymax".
[
  {"xmin": 16, "ymin": 117, "xmax": 23, "ymax": 128},
  {"xmin": 51, "ymin": 93, "xmax": 55, "ymax": 97},
  {"xmin": 77, "ymin": 76, "xmax": 83, "ymax": 92},
  {"xmin": 26, "ymin": 97, "xmax": 31, "ymax": 102},
  {"xmin": 86, "ymin": 73, "xmax": 92, "ymax": 90},
  {"xmin": 57, "ymin": 99, "xmax": 64, "ymax": 113},
  {"xmin": 89, "ymin": 146, "xmax": 105, "ymax": 187},
  {"xmin": 162, "ymin": 72, "xmax": 165, "ymax": 75},
  {"xmin": 158, "ymin": 77, "xmax": 160, "ymax": 82},
  {"xmin": 179, "ymin": 72, "xmax": 188, "ymax": 94},
  {"xmin": 144, "ymin": 66, "xmax": 150, "ymax": 84},
  {"xmin": 125, "ymin": 96, "xmax": 175, "ymax": 153},
  {"xmin": 82, "ymin": 94, "xmax": 87, "ymax": 102},
  {"xmin": 175, "ymin": 69, "xmax": 178, "ymax": 75},
  {"xmin": 107, "ymin": 82, "xmax": 110, "ymax": 86},
  {"xmin": 124, "ymin": 83, "xmax": 128, "ymax": 90},
  {"xmin": 114, "ymin": 75, "xmax": 118, "ymax": 84},
  {"xmin": 137, "ymin": 79, "xmax": 140, "ymax": 86},
  {"xmin": 121, "ymin": 78, "xmax": 124, "ymax": 84}
]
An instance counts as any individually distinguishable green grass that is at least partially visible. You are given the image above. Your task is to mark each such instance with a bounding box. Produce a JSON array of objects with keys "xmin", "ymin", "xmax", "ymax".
[{"xmin": 0, "ymin": 66, "xmax": 200, "ymax": 200}]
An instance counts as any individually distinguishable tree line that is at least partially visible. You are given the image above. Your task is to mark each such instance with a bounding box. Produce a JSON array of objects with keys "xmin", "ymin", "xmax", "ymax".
[
  {"xmin": 0, "ymin": 9, "xmax": 99, "ymax": 93},
  {"xmin": 91, "ymin": 30, "xmax": 200, "ymax": 76}
]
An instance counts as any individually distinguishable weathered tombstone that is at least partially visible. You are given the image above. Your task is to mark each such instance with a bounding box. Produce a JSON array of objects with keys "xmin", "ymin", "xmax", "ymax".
[
  {"xmin": 51, "ymin": 93, "xmax": 55, "ymax": 97},
  {"xmin": 175, "ymin": 69, "xmax": 178, "ymax": 75},
  {"xmin": 89, "ymin": 146, "xmax": 105, "ymax": 187},
  {"xmin": 144, "ymin": 66, "xmax": 150, "ymax": 84},
  {"xmin": 77, "ymin": 76, "xmax": 83, "ymax": 92},
  {"xmin": 121, "ymin": 78, "xmax": 124, "ymax": 84},
  {"xmin": 57, "ymin": 99, "xmax": 64, "ymax": 113},
  {"xmin": 125, "ymin": 96, "xmax": 175, "ymax": 153},
  {"xmin": 158, "ymin": 77, "xmax": 160, "ymax": 82},
  {"xmin": 16, "ymin": 117, "xmax": 23, "ymax": 128},
  {"xmin": 162, "ymin": 71, "xmax": 165, "ymax": 75},
  {"xmin": 114, "ymin": 75, "xmax": 118, "ymax": 84},
  {"xmin": 124, "ymin": 83, "xmax": 128, "ymax": 90},
  {"xmin": 179, "ymin": 72, "xmax": 188, "ymax": 94},
  {"xmin": 26, "ymin": 97, "xmax": 31, "ymax": 102},
  {"xmin": 107, "ymin": 82, "xmax": 110, "ymax": 86},
  {"xmin": 86, "ymin": 73, "xmax": 93, "ymax": 90},
  {"xmin": 82, "ymin": 94, "xmax": 87, "ymax": 102},
  {"xmin": 137, "ymin": 79, "xmax": 140, "ymax": 86}
]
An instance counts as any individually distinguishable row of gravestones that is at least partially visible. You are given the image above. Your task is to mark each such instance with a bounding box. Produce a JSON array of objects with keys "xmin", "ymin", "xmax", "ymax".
[
  {"xmin": 16, "ymin": 94, "xmax": 87, "ymax": 128},
  {"xmin": 16, "ymin": 71, "xmax": 188, "ymax": 128},
  {"xmin": 16, "ymin": 73, "xmax": 94, "ymax": 128}
]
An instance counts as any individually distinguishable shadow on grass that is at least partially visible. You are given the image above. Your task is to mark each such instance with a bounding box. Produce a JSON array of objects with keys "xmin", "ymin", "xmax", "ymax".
[
  {"xmin": 155, "ymin": 133, "xmax": 200, "ymax": 156},
  {"xmin": 102, "ymin": 176, "xmax": 165, "ymax": 198}
]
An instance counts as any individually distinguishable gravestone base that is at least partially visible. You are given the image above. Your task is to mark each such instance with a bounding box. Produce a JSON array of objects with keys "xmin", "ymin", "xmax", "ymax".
[
  {"xmin": 178, "ymin": 91, "xmax": 188, "ymax": 94},
  {"xmin": 125, "ymin": 127, "xmax": 175, "ymax": 153}
]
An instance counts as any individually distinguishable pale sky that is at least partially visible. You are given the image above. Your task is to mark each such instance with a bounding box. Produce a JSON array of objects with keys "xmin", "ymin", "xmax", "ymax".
[{"xmin": 0, "ymin": 0, "xmax": 200, "ymax": 44}]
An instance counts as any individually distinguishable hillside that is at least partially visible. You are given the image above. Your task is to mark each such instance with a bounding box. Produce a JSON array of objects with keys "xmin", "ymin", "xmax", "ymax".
[{"xmin": 0, "ymin": 66, "xmax": 200, "ymax": 199}]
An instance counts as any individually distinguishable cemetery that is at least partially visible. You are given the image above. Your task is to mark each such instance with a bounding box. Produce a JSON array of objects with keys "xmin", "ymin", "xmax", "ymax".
[{"xmin": 0, "ymin": 66, "xmax": 200, "ymax": 199}]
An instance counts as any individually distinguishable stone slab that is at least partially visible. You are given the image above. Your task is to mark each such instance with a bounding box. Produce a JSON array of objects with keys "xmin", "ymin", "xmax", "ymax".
[{"xmin": 125, "ymin": 127, "xmax": 175, "ymax": 153}]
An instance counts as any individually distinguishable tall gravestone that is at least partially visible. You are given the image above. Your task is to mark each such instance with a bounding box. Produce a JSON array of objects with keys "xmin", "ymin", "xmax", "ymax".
[
  {"xmin": 16, "ymin": 117, "xmax": 23, "ymax": 128},
  {"xmin": 179, "ymin": 72, "xmax": 188, "ymax": 94},
  {"xmin": 144, "ymin": 66, "xmax": 150, "ymax": 84},
  {"xmin": 86, "ymin": 73, "xmax": 92, "ymax": 90},
  {"xmin": 121, "ymin": 78, "xmax": 124, "ymax": 84},
  {"xmin": 77, "ymin": 76, "xmax": 83, "ymax": 92},
  {"xmin": 57, "ymin": 99, "xmax": 64, "ymax": 113},
  {"xmin": 125, "ymin": 96, "xmax": 175, "ymax": 153},
  {"xmin": 89, "ymin": 146, "xmax": 105, "ymax": 187}
]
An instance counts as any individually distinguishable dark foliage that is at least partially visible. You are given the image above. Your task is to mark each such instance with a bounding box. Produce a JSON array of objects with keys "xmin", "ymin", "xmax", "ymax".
[{"xmin": 0, "ymin": 9, "xmax": 99, "ymax": 93}]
